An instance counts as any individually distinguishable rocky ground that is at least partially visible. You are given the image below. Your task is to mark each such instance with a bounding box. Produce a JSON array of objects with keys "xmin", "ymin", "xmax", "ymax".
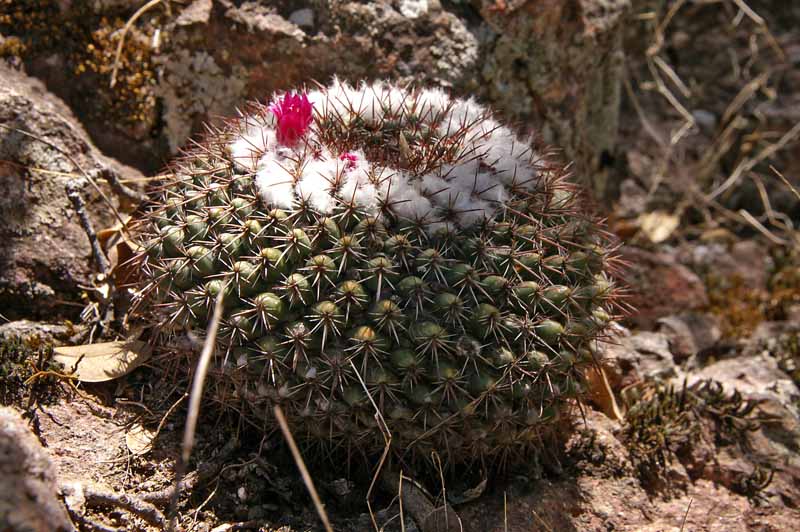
[{"xmin": 1, "ymin": 1, "xmax": 799, "ymax": 531}]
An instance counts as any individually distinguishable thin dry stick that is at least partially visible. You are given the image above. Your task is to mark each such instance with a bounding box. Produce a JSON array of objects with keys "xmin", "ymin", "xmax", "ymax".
[
  {"xmin": 166, "ymin": 289, "xmax": 225, "ymax": 532},
  {"xmin": 66, "ymin": 179, "xmax": 110, "ymax": 275},
  {"xmin": 152, "ymin": 392, "xmax": 188, "ymax": 443},
  {"xmin": 679, "ymin": 497, "xmax": 693, "ymax": 532},
  {"xmin": 707, "ymin": 119, "xmax": 800, "ymax": 201},
  {"xmin": 771, "ymin": 165, "xmax": 800, "ymax": 202},
  {"xmin": 738, "ymin": 209, "xmax": 787, "ymax": 245},
  {"xmin": 398, "ymin": 473, "xmax": 406, "ymax": 532},
  {"xmin": 503, "ymin": 491, "xmax": 508, "ymax": 532},
  {"xmin": 273, "ymin": 405, "xmax": 334, "ymax": 532},
  {"xmin": 110, "ymin": 0, "xmax": 164, "ymax": 88},
  {"xmin": 531, "ymin": 508, "xmax": 554, "ymax": 532},
  {"xmin": 348, "ymin": 359, "xmax": 393, "ymax": 532}
]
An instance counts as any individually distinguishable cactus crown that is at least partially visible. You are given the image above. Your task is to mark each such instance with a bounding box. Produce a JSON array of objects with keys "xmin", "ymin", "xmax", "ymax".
[{"xmin": 133, "ymin": 80, "xmax": 622, "ymax": 469}]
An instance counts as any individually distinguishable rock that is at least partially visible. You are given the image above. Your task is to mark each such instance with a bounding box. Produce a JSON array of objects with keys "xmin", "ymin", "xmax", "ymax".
[
  {"xmin": 681, "ymin": 239, "xmax": 770, "ymax": 290},
  {"xmin": 692, "ymin": 109, "xmax": 717, "ymax": 131},
  {"xmin": 479, "ymin": 0, "xmax": 631, "ymax": 198},
  {"xmin": 0, "ymin": 320, "xmax": 72, "ymax": 343},
  {"xmin": 726, "ymin": 321, "xmax": 800, "ymax": 416},
  {"xmin": 3, "ymin": 1, "xmax": 630, "ymax": 200},
  {"xmin": 288, "ymin": 8, "xmax": 315, "ymax": 28},
  {"xmin": 603, "ymin": 328, "xmax": 681, "ymax": 384},
  {"xmin": 620, "ymin": 247, "xmax": 710, "ymax": 329},
  {"xmin": 0, "ymin": 407, "xmax": 74, "ymax": 532},
  {"xmin": 0, "ymin": 65, "xmax": 143, "ymax": 321},
  {"xmin": 657, "ymin": 312, "xmax": 722, "ymax": 362},
  {"xmin": 457, "ymin": 406, "xmax": 800, "ymax": 531}
]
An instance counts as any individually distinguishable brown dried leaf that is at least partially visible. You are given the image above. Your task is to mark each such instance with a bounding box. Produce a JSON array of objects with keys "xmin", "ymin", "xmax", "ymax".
[
  {"xmin": 53, "ymin": 340, "xmax": 152, "ymax": 382},
  {"xmin": 584, "ymin": 365, "xmax": 624, "ymax": 421},
  {"xmin": 126, "ymin": 423, "xmax": 155, "ymax": 456}
]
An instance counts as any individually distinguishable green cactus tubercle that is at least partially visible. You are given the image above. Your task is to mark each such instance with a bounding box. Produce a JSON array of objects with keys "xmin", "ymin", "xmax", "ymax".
[{"xmin": 133, "ymin": 80, "xmax": 622, "ymax": 468}]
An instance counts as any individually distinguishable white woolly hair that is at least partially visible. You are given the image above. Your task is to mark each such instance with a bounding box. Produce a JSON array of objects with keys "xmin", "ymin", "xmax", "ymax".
[{"xmin": 229, "ymin": 80, "xmax": 545, "ymax": 230}]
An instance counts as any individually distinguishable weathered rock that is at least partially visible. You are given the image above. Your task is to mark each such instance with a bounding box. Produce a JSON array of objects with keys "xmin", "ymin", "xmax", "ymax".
[
  {"xmin": 2, "ymin": 0, "xmax": 630, "ymax": 198},
  {"xmin": 479, "ymin": 0, "xmax": 630, "ymax": 197},
  {"xmin": 457, "ymin": 407, "xmax": 800, "ymax": 531},
  {"xmin": 621, "ymin": 247, "xmax": 709, "ymax": 329},
  {"xmin": 602, "ymin": 327, "xmax": 681, "ymax": 385},
  {"xmin": 0, "ymin": 320, "xmax": 72, "ymax": 343},
  {"xmin": 688, "ymin": 345, "xmax": 800, "ymax": 419},
  {"xmin": 681, "ymin": 239, "xmax": 771, "ymax": 290},
  {"xmin": 0, "ymin": 65, "xmax": 143, "ymax": 320},
  {"xmin": 0, "ymin": 407, "xmax": 74, "ymax": 532},
  {"xmin": 657, "ymin": 312, "xmax": 722, "ymax": 362}
]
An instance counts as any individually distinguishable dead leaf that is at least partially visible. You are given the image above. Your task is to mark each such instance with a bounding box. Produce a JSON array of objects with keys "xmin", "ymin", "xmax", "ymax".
[
  {"xmin": 583, "ymin": 365, "xmax": 624, "ymax": 421},
  {"xmin": 97, "ymin": 216, "xmax": 142, "ymax": 288},
  {"xmin": 53, "ymin": 339, "xmax": 152, "ymax": 382},
  {"xmin": 126, "ymin": 423, "xmax": 155, "ymax": 456},
  {"xmin": 97, "ymin": 215, "xmax": 132, "ymax": 251},
  {"xmin": 637, "ymin": 210, "xmax": 680, "ymax": 243}
]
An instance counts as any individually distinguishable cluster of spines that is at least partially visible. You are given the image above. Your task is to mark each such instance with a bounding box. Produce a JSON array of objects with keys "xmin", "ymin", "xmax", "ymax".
[{"xmin": 132, "ymin": 83, "xmax": 624, "ymax": 469}]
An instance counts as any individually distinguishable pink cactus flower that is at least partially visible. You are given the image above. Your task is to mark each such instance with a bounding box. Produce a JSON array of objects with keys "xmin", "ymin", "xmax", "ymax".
[
  {"xmin": 269, "ymin": 92, "xmax": 314, "ymax": 146},
  {"xmin": 339, "ymin": 152, "xmax": 358, "ymax": 170}
]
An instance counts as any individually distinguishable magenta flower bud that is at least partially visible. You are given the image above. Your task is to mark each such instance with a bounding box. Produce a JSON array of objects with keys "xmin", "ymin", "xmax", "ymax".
[
  {"xmin": 339, "ymin": 152, "xmax": 358, "ymax": 170},
  {"xmin": 269, "ymin": 92, "xmax": 314, "ymax": 146}
]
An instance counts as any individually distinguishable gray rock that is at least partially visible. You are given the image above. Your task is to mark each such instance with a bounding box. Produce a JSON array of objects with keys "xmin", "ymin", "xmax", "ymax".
[
  {"xmin": 289, "ymin": 8, "xmax": 315, "ymax": 28},
  {"xmin": 657, "ymin": 312, "xmax": 722, "ymax": 362},
  {"xmin": 0, "ymin": 407, "xmax": 74, "ymax": 532},
  {"xmin": 692, "ymin": 109, "xmax": 717, "ymax": 131},
  {"xmin": 0, "ymin": 320, "xmax": 72, "ymax": 343},
  {"xmin": 688, "ymin": 346, "xmax": 800, "ymax": 419},
  {"xmin": 0, "ymin": 65, "xmax": 143, "ymax": 321},
  {"xmin": 603, "ymin": 328, "xmax": 682, "ymax": 381}
]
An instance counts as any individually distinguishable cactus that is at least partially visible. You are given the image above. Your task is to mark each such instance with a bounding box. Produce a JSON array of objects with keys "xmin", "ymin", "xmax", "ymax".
[{"xmin": 131, "ymin": 80, "xmax": 623, "ymax": 468}]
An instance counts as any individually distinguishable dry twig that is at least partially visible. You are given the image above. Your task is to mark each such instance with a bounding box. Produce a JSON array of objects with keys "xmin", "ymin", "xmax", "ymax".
[
  {"xmin": 274, "ymin": 405, "xmax": 334, "ymax": 532},
  {"xmin": 166, "ymin": 288, "xmax": 225, "ymax": 531},
  {"xmin": 110, "ymin": 0, "xmax": 165, "ymax": 89}
]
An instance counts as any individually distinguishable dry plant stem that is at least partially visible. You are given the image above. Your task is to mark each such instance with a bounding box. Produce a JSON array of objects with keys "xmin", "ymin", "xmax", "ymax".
[
  {"xmin": 771, "ymin": 166, "xmax": 800, "ymax": 202},
  {"xmin": 110, "ymin": 0, "xmax": 165, "ymax": 88},
  {"xmin": 274, "ymin": 405, "xmax": 334, "ymax": 532},
  {"xmin": 707, "ymin": 119, "xmax": 800, "ymax": 201},
  {"xmin": 93, "ymin": 167, "xmax": 148, "ymax": 203},
  {"xmin": 679, "ymin": 497, "xmax": 693, "ymax": 531},
  {"xmin": 166, "ymin": 289, "xmax": 225, "ymax": 532},
  {"xmin": 82, "ymin": 484, "xmax": 166, "ymax": 526},
  {"xmin": 530, "ymin": 508, "xmax": 555, "ymax": 532},
  {"xmin": 348, "ymin": 359, "xmax": 393, "ymax": 532},
  {"xmin": 66, "ymin": 179, "xmax": 110, "ymax": 275}
]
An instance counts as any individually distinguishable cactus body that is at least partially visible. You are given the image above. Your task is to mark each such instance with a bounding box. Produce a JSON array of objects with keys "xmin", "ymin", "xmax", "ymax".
[{"xmin": 133, "ymin": 80, "xmax": 622, "ymax": 467}]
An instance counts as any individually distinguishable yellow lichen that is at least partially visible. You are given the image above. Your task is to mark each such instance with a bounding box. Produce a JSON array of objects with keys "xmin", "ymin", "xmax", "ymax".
[{"xmin": 0, "ymin": 0, "xmax": 160, "ymax": 131}]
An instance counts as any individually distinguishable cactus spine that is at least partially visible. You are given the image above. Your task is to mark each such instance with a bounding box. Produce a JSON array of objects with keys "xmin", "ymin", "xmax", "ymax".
[{"xmin": 132, "ymin": 80, "xmax": 623, "ymax": 468}]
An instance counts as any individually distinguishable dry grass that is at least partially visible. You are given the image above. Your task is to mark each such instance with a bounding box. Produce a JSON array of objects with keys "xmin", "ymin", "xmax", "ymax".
[{"xmin": 623, "ymin": 0, "xmax": 798, "ymax": 249}]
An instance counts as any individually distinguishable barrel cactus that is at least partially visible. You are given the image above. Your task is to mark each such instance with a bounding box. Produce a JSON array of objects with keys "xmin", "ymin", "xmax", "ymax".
[{"xmin": 132, "ymin": 80, "xmax": 622, "ymax": 469}]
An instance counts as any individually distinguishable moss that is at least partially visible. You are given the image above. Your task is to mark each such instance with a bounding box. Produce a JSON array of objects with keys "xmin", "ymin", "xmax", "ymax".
[
  {"xmin": 623, "ymin": 379, "xmax": 766, "ymax": 485},
  {"xmin": 0, "ymin": 0, "xmax": 160, "ymax": 131},
  {"xmin": 704, "ymin": 274, "xmax": 766, "ymax": 339},
  {"xmin": 702, "ymin": 250, "xmax": 800, "ymax": 339},
  {"xmin": 767, "ymin": 263, "xmax": 800, "ymax": 320},
  {"xmin": 622, "ymin": 380, "xmax": 694, "ymax": 479},
  {"xmin": 0, "ymin": 335, "xmax": 63, "ymax": 407}
]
